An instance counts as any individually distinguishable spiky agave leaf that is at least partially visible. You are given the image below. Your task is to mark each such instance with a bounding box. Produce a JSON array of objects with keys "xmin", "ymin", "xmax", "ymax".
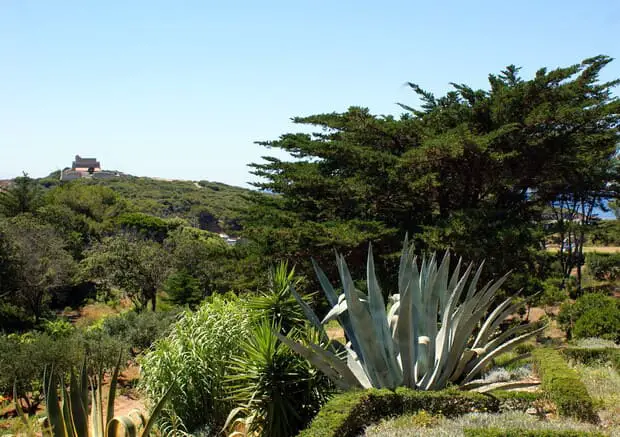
[{"xmin": 281, "ymin": 238, "xmax": 546, "ymax": 392}]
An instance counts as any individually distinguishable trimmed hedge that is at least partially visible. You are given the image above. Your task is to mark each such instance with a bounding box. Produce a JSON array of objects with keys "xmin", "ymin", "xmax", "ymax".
[
  {"xmin": 532, "ymin": 348, "xmax": 598, "ymax": 423},
  {"xmin": 464, "ymin": 429, "xmax": 606, "ymax": 437},
  {"xmin": 492, "ymin": 390, "xmax": 543, "ymax": 412},
  {"xmin": 561, "ymin": 347, "xmax": 620, "ymax": 372},
  {"xmin": 297, "ymin": 387, "xmax": 501, "ymax": 437}
]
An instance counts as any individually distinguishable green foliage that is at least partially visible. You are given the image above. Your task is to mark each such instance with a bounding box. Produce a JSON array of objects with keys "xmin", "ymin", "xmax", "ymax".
[
  {"xmin": 117, "ymin": 212, "xmax": 180, "ymax": 242},
  {"xmin": 163, "ymin": 226, "xmax": 237, "ymax": 296},
  {"xmin": 281, "ymin": 240, "xmax": 544, "ymax": 391},
  {"xmin": 558, "ymin": 293, "xmax": 620, "ymax": 342},
  {"xmin": 298, "ymin": 387, "xmax": 500, "ymax": 437},
  {"xmin": 0, "ymin": 215, "xmax": 76, "ymax": 321},
  {"xmin": 573, "ymin": 309, "xmax": 620, "ymax": 343},
  {"xmin": 226, "ymin": 320, "xmax": 333, "ymax": 437},
  {"xmin": 0, "ymin": 331, "xmax": 83, "ymax": 414},
  {"xmin": 162, "ymin": 270, "xmax": 203, "ymax": 308},
  {"xmin": 463, "ymin": 429, "xmax": 606, "ymax": 437},
  {"xmin": 0, "ymin": 173, "xmax": 42, "ymax": 217},
  {"xmin": 101, "ymin": 310, "xmax": 178, "ymax": 353},
  {"xmin": 139, "ymin": 296, "xmax": 250, "ymax": 433},
  {"xmin": 38, "ymin": 353, "xmax": 173, "ymax": 437},
  {"xmin": 585, "ymin": 252, "xmax": 620, "ymax": 281},
  {"xmin": 531, "ymin": 348, "xmax": 598, "ymax": 422},
  {"xmin": 245, "ymin": 262, "xmax": 309, "ymax": 334},
  {"xmin": 589, "ymin": 219, "xmax": 620, "ymax": 246},
  {"xmin": 246, "ymin": 56, "xmax": 619, "ymax": 297},
  {"xmin": 83, "ymin": 176, "xmax": 250, "ymax": 233},
  {"xmin": 561, "ymin": 347, "xmax": 620, "ymax": 372},
  {"xmin": 539, "ymin": 279, "xmax": 569, "ymax": 308},
  {"xmin": 43, "ymin": 319, "xmax": 75, "ymax": 339},
  {"xmin": 80, "ymin": 235, "xmax": 170, "ymax": 311},
  {"xmin": 0, "ymin": 301, "xmax": 33, "ymax": 333}
]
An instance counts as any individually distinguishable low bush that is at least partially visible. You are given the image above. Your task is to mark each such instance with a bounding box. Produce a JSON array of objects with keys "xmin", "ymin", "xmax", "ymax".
[
  {"xmin": 101, "ymin": 309, "xmax": 178, "ymax": 353},
  {"xmin": 364, "ymin": 411, "xmax": 604, "ymax": 437},
  {"xmin": 463, "ymin": 429, "xmax": 606, "ymax": 437},
  {"xmin": 531, "ymin": 348, "xmax": 598, "ymax": 423},
  {"xmin": 492, "ymin": 391, "xmax": 543, "ymax": 412},
  {"xmin": 558, "ymin": 293, "xmax": 620, "ymax": 342},
  {"xmin": 573, "ymin": 309, "xmax": 620, "ymax": 343},
  {"xmin": 298, "ymin": 387, "xmax": 501, "ymax": 437},
  {"xmin": 585, "ymin": 252, "xmax": 620, "ymax": 281},
  {"xmin": 561, "ymin": 347, "xmax": 620, "ymax": 371}
]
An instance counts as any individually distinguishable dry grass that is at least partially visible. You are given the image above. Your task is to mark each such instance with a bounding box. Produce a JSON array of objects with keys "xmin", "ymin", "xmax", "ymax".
[
  {"xmin": 72, "ymin": 302, "xmax": 122, "ymax": 328},
  {"xmin": 546, "ymin": 245, "xmax": 620, "ymax": 254},
  {"xmin": 570, "ymin": 361, "xmax": 620, "ymax": 429},
  {"xmin": 363, "ymin": 411, "xmax": 605, "ymax": 437}
]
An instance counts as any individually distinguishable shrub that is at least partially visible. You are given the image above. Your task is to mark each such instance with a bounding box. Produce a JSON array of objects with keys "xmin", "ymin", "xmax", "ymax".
[
  {"xmin": 226, "ymin": 321, "xmax": 333, "ymax": 437},
  {"xmin": 101, "ymin": 309, "xmax": 178, "ymax": 353},
  {"xmin": 561, "ymin": 346, "xmax": 620, "ymax": 372},
  {"xmin": 573, "ymin": 308, "xmax": 620, "ymax": 343},
  {"xmin": 464, "ymin": 429, "xmax": 606, "ymax": 436},
  {"xmin": 139, "ymin": 296, "xmax": 250, "ymax": 434},
  {"xmin": 585, "ymin": 252, "xmax": 620, "ymax": 281},
  {"xmin": 365, "ymin": 411, "xmax": 604, "ymax": 437},
  {"xmin": 298, "ymin": 387, "xmax": 500, "ymax": 437},
  {"xmin": 0, "ymin": 331, "xmax": 83, "ymax": 414},
  {"xmin": 558, "ymin": 293, "xmax": 620, "ymax": 342},
  {"xmin": 531, "ymin": 348, "xmax": 598, "ymax": 422}
]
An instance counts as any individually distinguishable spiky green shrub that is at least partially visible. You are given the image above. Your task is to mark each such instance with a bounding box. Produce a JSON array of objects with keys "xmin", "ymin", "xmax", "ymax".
[
  {"xmin": 225, "ymin": 320, "xmax": 333, "ymax": 437},
  {"xmin": 281, "ymin": 240, "xmax": 544, "ymax": 391},
  {"xmin": 139, "ymin": 296, "xmax": 250, "ymax": 434},
  {"xmin": 245, "ymin": 261, "xmax": 309, "ymax": 335}
]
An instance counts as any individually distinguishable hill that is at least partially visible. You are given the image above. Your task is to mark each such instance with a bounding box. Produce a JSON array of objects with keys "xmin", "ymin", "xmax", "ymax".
[{"xmin": 38, "ymin": 171, "xmax": 252, "ymax": 234}]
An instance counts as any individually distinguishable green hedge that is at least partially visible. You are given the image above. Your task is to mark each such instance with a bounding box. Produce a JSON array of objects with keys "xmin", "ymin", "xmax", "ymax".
[
  {"xmin": 464, "ymin": 428, "xmax": 606, "ymax": 437},
  {"xmin": 492, "ymin": 390, "xmax": 543, "ymax": 412},
  {"xmin": 298, "ymin": 387, "xmax": 501, "ymax": 437},
  {"xmin": 532, "ymin": 348, "xmax": 598, "ymax": 423},
  {"xmin": 561, "ymin": 347, "xmax": 620, "ymax": 371}
]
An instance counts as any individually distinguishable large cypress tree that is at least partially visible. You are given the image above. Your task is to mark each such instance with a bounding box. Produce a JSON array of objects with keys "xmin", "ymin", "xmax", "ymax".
[{"xmin": 245, "ymin": 56, "xmax": 619, "ymax": 294}]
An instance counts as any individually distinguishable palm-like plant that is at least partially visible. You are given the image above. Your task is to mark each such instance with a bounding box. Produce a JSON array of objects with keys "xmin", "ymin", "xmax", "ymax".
[
  {"xmin": 225, "ymin": 320, "xmax": 332, "ymax": 437},
  {"xmin": 277, "ymin": 238, "xmax": 545, "ymax": 391},
  {"xmin": 245, "ymin": 262, "xmax": 310, "ymax": 334}
]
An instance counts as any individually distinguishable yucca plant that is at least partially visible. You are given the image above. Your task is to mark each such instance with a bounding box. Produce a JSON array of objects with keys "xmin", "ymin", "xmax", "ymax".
[
  {"xmin": 33, "ymin": 353, "xmax": 173, "ymax": 437},
  {"xmin": 224, "ymin": 320, "xmax": 332, "ymax": 437},
  {"xmin": 277, "ymin": 238, "xmax": 546, "ymax": 392},
  {"xmin": 245, "ymin": 261, "xmax": 310, "ymax": 335}
]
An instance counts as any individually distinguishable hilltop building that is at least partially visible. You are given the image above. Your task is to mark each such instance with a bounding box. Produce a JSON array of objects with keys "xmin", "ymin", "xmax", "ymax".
[
  {"xmin": 60, "ymin": 155, "xmax": 120, "ymax": 181},
  {"xmin": 72, "ymin": 155, "xmax": 101, "ymax": 173}
]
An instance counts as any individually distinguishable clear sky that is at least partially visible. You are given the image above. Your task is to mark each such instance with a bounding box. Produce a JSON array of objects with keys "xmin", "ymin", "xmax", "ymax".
[{"xmin": 1, "ymin": 0, "xmax": 619, "ymax": 189}]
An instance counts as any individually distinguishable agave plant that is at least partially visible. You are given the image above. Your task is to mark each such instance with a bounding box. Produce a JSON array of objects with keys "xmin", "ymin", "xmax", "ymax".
[
  {"xmin": 19, "ymin": 353, "xmax": 174, "ymax": 437},
  {"xmin": 276, "ymin": 238, "xmax": 545, "ymax": 392}
]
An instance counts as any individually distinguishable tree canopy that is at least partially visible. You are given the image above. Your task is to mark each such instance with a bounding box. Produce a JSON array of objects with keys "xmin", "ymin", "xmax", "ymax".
[{"xmin": 245, "ymin": 56, "xmax": 620, "ymax": 293}]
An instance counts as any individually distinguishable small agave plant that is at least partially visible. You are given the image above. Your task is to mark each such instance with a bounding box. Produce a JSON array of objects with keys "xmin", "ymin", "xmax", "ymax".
[
  {"xmin": 14, "ymin": 353, "xmax": 174, "ymax": 437},
  {"xmin": 277, "ymin": 238, "xmax": 545, "ymax": 392}
]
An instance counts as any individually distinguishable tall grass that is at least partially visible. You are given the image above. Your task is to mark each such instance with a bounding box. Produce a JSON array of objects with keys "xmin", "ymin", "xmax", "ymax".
[{"xmin": 139, "ymin": 296, "xmax": 250, "ymax": 434}]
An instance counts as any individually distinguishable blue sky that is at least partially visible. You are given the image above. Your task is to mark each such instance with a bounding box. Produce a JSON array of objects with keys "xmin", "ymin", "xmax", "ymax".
[{"xmin": 1, "ymin": 0, "xmax": 619, "ymax": 191}]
